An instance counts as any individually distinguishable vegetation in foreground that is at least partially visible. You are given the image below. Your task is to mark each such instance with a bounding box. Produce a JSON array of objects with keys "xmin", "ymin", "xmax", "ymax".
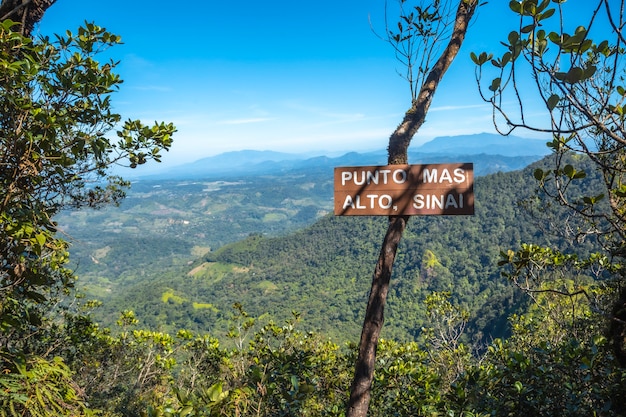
[{"xmin": 5, "ymin": 292, "xmax": 624, "ymax": 416}]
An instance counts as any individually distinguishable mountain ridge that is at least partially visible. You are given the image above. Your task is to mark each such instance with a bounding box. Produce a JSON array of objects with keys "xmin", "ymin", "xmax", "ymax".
[
  {"xmin": 140, "ymin": 132, "xmax": 550, "ymax": 180},
  {"xmin": 415, "ymin": 132, "xmax": 549, "ymax": 156}
]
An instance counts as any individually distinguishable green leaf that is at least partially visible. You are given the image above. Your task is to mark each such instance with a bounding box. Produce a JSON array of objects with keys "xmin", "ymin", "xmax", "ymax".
[
  {"xmin": 179, "ymin": 406, "xmax": 194, "ymax": 417},
  {"xmin": 582, "ymin": 194, "xmax": 604, "ymax": 205},
  {"xmin": 34, "ymin": 232, "xmax": 46, "ymax": 247},
  {"xmin": 615, "ymin": 184, "xmax": 626, "ymax": 197},
  {"xmin": 509, "ymin": 0, "xmax": 522, "ymax": 13},
  {"xmin": 548, "ymin": 31, "xmax": 562, "ymax": 43},
  {"xmin": 26, "ymin": 291, "xmax": 47, "ymax": 304},
  {"xmin": 533, "ymin": 168, "xmax": 545, "ymax": 181},
  {"xmin": 538, "ymin": 7, "xmax": 555, "ymax": 21},
  {"xmin": 206, "ymin": 382, "xmax": 224, "ymax": 403},
  {"xmin": 489, "ymin": 77, "xmax": 502, "ymax": 92},
  {"xmin": 502, "ymin": 51, "xmax": 512, "ymax": 65},
  {"xmin": 471, "ymin": 51, "xmax": 493, "ymax": 66},
  {"xmin": 583, "ymin": 65, "xmax": 597, "ymax": 80},
  {"xmin": 290, "ymin": 374, "xmax": 300, "ymax": 392},
  {"xmin": 547, "ymin": 94, "xmax": 559, "ymax": 111},
  {"xmin": 564, "ymin": 67, "xmax": 584, "ymax": 83}
]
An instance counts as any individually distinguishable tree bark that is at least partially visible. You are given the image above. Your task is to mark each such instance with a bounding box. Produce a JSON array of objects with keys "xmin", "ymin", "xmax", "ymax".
[
  {"xmin": 346, "ymin": 2, "xmax": 478, "ymax": 416},
  {"xmin": 0, "ymin": 0, "xmax": 56, "ymax": 37},
  {"xmin": 347, "ymin": 214, "xmax": 409, "ymax": 417}
]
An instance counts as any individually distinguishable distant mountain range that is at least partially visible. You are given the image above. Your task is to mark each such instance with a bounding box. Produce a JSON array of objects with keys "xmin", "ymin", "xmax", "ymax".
[{"xmin": 140, "ymin": 132, "xmax": 551, "ymax": 180}]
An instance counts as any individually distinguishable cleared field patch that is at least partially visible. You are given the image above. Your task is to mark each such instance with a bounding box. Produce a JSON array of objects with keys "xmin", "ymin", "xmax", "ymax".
[{"xmin": 187, "ymin": 262, "xmax": 241, "ymax": 285}]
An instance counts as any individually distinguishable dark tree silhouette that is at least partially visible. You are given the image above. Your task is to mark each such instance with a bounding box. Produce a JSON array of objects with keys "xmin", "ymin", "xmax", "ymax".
[{"xmin": 0, "ymin": 0, "xmax": 56, "ymax": 36}]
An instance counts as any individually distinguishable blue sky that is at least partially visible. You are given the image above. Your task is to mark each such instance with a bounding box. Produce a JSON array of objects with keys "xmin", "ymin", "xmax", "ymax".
[{"xmin": 37, "ymin": 1, "xmax": 583, "ymax": 168}]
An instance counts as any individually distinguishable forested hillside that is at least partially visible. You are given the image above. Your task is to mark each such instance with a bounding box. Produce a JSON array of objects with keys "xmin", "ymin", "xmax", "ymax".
[
  {"xmin": 91, "ymin": 155, "xmax": 601, "ymax": 344},
  {"xmin": 57, "ymin": 152, "xmax": 541, "ymax": 310}
]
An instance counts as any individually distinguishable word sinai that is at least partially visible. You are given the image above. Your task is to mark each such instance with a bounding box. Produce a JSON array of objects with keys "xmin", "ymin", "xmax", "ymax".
[{"xmin": 340, "ymin": 167, "xmax": 468, "ymax": 186}]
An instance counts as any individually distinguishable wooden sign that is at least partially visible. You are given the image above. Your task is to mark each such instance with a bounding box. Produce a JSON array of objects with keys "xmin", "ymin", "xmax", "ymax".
[{"xmin": 334, "ymin": 163, "xmax": 474, "ymax": 216}]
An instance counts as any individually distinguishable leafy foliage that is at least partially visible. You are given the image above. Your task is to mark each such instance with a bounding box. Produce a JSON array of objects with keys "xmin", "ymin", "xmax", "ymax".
[
  {"xmin": 0, "ymin": 19, "xmax": 175, "ymax": 415},
  {"xmin": 0, "ymin": 355, "xmax": 93, "ymax": 417},
  {"xmin": 473, "ymin": 0, "xmax": 626, "ymax": 367},
  {"xmin": 0, "ymin": 18, "xmax": 175, "ymax": 347},
  {"xmin": 20, "ymin": 297, "xmax": 620, "ymax": 417}
]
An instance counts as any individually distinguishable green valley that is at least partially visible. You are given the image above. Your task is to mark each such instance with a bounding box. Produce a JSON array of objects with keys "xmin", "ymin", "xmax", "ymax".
[
  {"xmin": 56, "ymin": 172, "xmax": 334, "ymax": 299},
  {"xmin": 60, "ymin": 153, "xmax": 599, "ymax": 345}
]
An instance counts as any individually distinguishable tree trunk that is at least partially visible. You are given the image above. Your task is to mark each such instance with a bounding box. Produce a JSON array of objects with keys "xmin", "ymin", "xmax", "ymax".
[
  {"xmin": 346, "ymin": 2, "xmax": 478, "ymax": 416},
  {"xmin": 347, "ymin": 214, "xmax": 409, "ymax": 417},
  {"xmin": 0, "ymin": 0, "xmax": 57, "ymax": 36}
]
